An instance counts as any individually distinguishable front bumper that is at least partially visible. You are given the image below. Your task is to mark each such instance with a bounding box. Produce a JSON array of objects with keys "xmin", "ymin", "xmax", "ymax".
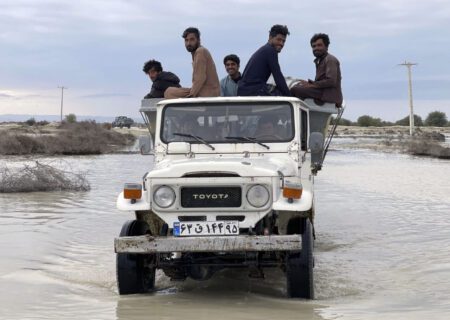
[{"xmin": 115, "ymin": 235, "xmax": 301, "ymax": 253}]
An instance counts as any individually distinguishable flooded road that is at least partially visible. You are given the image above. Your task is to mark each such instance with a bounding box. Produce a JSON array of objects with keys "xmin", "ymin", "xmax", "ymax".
[{"xmin": 1, "ymin": 149, "xmax": 449, "ymax": 319}]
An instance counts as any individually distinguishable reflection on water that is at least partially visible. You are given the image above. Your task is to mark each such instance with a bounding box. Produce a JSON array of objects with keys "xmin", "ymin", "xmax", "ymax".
[
  {"xmin": 0, "ymin": 151, "xmax": 449, "ymax": 319},
  {"xmin": 115, "ymin": 271, "xmax": 324, "ymax": 320}
]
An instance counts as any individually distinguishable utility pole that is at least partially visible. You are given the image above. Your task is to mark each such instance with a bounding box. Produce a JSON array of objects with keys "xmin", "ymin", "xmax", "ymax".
[
  {"xmin": 398, "ymin": 61, "xmax": 417, "ymax": 136},
  {"xmin": 57, "ymin": 86, "xmax": 68, "ymax": 122}
]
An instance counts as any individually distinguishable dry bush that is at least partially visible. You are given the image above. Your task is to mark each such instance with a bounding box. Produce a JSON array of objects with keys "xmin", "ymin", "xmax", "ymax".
[
  {"xmin": 404, "ymin": 131, "xmax": 449, "ymax": 159},
  {"xmin": 0, "ymin": 134, "xmax": 45, "ymax": 155},
  {"xmin": 405, "ymin": 139, "xmax": 450, "ymax": 159},
  {"xmin": 418, "ymin": 131, "xmax": 445, "ymax": 142},
  {"xmin": 56, "ymin": 121, "xmax": 135, "ymax": 154},
  {"xmin": 8, "ymin": 126, "xmax": 34, "ymax": 133},
  {"xmin": 0, "ymin": 121, "xmax": 135, "ymax": 155},
  {"xmin": 25, "ymin": 118, "xmax": 36, "ymax": 126},
  {"xmin": 0, "ymin": 161, "xmax": 90, "ymax": 193}
]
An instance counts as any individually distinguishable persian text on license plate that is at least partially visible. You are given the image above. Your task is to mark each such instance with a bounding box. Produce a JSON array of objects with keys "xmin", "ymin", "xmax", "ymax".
[{"xmin": 173, "ymin": 221, "xmax": 239, "ymax": 237}]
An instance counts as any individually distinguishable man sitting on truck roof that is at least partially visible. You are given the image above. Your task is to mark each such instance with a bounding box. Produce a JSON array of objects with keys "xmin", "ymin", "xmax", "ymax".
[
  {"xmin": 290, "ymin": 33, "xmax": 343, "ymax": 106},
  {"xmin": 237, "ymin": 25, "xmax": 291, "ymax": 97},
  {"xmin": 164, "ymin": 27, "xmax": 220, "ymax": 99},
  {"xmin": 220, "ymin": 54, "xmax": 242, "ymax": 96},
  {"xmin": 142, "ymin": 59, "xmax": 181, "ymax": 99}
]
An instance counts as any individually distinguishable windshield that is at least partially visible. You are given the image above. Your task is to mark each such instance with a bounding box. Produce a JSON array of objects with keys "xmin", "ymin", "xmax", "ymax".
[{"xmin": 161, "ymin": 102, "xmax": 294, "ymax": 144}]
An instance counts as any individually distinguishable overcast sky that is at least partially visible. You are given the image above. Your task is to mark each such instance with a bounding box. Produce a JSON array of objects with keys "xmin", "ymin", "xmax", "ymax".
[{"xmin": 1, "ymin": 0, "xmax": 450, "ymax": 121}]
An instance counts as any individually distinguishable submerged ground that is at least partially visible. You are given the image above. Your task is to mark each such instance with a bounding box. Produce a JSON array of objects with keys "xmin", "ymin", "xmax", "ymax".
[
  {"xmin": 0, "ymin": 121, "xmax": 449, "ymax": 318},
  {"xmin": 0, "ymin": 147, "xmax": 449, "ymax": 319}
]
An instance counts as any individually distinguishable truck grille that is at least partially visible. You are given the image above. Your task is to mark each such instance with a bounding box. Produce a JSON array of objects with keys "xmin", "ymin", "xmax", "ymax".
[
  {"xmin": 178, "ymin": 215, "xmax": 207, "ymax": 222},
  {"xmin": 181, "ymin": 187, "xmax": 241, "ymax": 208},
  {"xmin": 216, "ymin": 215, "xmax": 245, "ymax": 221}
]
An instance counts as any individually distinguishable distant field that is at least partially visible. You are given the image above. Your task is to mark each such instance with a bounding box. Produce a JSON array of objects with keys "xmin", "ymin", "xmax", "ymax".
[
  {"xmin": 1, "ymin": 122, "xmax": 448, "ymax": 158},
  {"xmin": 334, "ymin": 125, "xmax": 450, "ymax": 137},
  {"xmin": 332, "ymin": 125, "xmax": 450, "ymax": 159}
]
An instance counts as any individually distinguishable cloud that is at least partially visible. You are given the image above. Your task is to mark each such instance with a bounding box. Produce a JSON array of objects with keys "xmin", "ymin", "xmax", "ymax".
[
  {"xmin": 0, "ymin": 91, "xmax": 43, "ymax": 99},
  {"xmin": 2, "ymin": 0, "xmax": 449, "ymax": 42},
  {"xmin": 1, "ymin": 0, "xmax": 450, "ymax": 118}
]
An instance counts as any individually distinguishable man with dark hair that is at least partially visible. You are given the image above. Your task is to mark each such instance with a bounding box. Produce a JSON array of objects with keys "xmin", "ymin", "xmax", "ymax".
[
  {"xmin": 237, "ymin": 25, "xmax": 291, "ymax": 96},
  {"xmin": 182, "ymin": 27, "xmax": 200, "ymax": 39},
  {"xmin": 164, "ymin": 27, "xmax": 220, "ymax": 98},
  {"xmin": 142, "ymin": 59, "xmax": 181, "ymax": 98},
  {"xmin": 290, "ymin": 33, "xmax": 343, "ymax": 106},
  {"xmin": 220, "ymin": 54, "xmax": 241, "ymax": 96}
]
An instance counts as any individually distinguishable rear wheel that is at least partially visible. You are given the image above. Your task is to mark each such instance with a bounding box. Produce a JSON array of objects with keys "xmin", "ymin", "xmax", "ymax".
[
  {"xmin": 286, "ymin": 218, "xmax": 314, "ymax": 299},
  {"xmin": 116, "ymin": 220, "xmax": 156, "ymax": 294}
]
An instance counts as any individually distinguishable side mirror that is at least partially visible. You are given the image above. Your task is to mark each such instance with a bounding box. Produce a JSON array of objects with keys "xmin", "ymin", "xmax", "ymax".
[
  {"xmin": 139, "ymin": 135, "xmax": 154, "ymax": 155},
  {"xmin": 167, "ymin": 142, "xmax": 191, "ymax": 154},
  {"xmin": 309, "ymin": 132, "xmax": 324, "ymax": 171}
]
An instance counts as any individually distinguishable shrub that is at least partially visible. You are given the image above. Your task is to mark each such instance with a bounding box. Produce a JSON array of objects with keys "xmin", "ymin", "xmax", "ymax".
[
  {"xmin": 25, "ymin": 118, "xmax": 36, "ymax": 126},
  {"xmin": 65, "ymin": 114, "xmax": 77, "ymax": 123},
  {"xmin": 331, "ymin": 117, "xmax": 353, "ymax": 126},
  {"xmin": 0, "ymin": 161, "xmax": 90, "ymax": 193},
  {"xmin": 36, "ymin": 120, "xmax": 50, "ymax": 126},
  {"xmin": 406, "ymin": 139, "xmax": 450, "ymax": 159},
  {"xmin": 0, "ymin": 122, "xmax": 136, "ymax": 155},
  {"xmin": 395, "ymin": 114, "xmax": 423, "ymax": 126},
  {"xmin": 381, "ymin": 121, "xmax": 394, "ymax": 126},
  {"xmin": 102, "ymin": 123, "xmax": 112, "ymax": 130},
  {"xmin": 357, "ymin": 115, "xmax": 383, "ymax": 127},
  {"xmin": 425, "ymin": 111, "xmax": 447, "ymax": 127}
]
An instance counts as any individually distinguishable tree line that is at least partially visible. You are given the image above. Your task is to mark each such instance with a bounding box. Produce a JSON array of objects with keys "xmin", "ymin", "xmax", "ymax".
[{"xmin": 332, "ymin": 111, "xmax": 449, "ymax": 127}]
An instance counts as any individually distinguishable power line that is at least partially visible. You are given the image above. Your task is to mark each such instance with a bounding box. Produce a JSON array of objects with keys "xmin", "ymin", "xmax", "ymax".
[
  {"xmin": 398, "ymin": 61, "xmax": 417, "ymax": 136},
  {"xmin": 57, "ymin": 86, "xmax": 68, "ymax": 122}
]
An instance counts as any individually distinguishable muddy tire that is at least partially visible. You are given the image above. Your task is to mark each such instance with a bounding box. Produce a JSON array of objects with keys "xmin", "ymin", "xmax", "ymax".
[
  {"xmin": 286, "ymin": 218, "xmax": 314, "ymax": 299},
  {"xmin": 116, "ymin": 220, "xmax": 156, "ymax": 294}
]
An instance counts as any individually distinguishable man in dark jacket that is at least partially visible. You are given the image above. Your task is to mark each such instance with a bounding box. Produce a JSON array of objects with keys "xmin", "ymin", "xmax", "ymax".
[
  {"xmin": 142, "ymin": 59, "xmax": 181, "ymax": 98},
  {"xmin": 237, "ymin": 25, "xmax": 291, "ymax": 96},
  {"xmin": 290, "ymin": 33, "xmax": 343, "ymax": 106}
]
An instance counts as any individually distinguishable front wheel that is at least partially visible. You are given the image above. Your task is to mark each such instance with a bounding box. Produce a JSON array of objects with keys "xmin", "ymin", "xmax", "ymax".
[
  {"xmin": 286, "ymin": 218, "xmax": 314, "ymax": 299},
  {"xmin": 116, "ymin": 220, "xmax": 156, "ymax": 294}
]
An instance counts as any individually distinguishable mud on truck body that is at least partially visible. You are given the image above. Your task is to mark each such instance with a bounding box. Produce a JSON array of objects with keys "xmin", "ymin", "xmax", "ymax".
[{"xmin": 114, "ymin": 96, "xmax": 343, "ymax": 299}]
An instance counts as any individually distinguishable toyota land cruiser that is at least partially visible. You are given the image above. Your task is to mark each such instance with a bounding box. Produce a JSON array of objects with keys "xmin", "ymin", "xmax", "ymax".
[{"xmin": 114, "ymin": 96, "xmax": 343, "ymax": 299}]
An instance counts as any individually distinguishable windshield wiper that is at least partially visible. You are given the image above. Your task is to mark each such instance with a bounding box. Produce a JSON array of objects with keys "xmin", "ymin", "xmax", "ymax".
[
  {"xmin": 173, "ymin": 133, "xmax": 215, "ymax": 150},
  {"xmin": 225, "ymin": 136, "xmax": 270, "ymax": 150}
]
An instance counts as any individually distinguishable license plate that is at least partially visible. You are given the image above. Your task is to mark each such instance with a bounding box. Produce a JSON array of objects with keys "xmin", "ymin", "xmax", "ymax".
[{"xmin": 173, "ymin": 221, "xmax": 239, "ymax": 237}]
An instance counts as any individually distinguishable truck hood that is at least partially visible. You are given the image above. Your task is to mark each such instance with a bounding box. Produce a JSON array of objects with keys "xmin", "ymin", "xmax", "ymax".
[{"xmin": 148, "ymin": 156, "xmax": 298, "ymax": 178}]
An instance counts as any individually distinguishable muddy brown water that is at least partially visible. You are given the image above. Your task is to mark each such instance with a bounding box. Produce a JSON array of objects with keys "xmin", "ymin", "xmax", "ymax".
[{"xmin": 1, "ymin": 149, "xmax": 449, "ymax": 320}]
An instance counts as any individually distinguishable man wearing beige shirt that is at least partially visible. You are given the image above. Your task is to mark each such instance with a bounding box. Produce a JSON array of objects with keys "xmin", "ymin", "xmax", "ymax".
[{"xmin": 165, "ymin": 27, "xmax": 220, "ymax": 98}]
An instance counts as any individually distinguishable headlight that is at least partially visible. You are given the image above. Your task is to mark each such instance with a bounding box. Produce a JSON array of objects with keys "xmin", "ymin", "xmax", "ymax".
[
  {"xmin": 153, "ymin": 185, "xmax": 176, "ymax": 208},
  {"xmin": 246, "ymin": 184, "xmax": 269, "ymax": 208}
]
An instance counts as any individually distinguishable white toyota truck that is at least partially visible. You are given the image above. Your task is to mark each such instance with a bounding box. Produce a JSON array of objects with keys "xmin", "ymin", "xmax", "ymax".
[{"xmin": 114, "ymin": 96, "xmax": 343, "ymax": 299}]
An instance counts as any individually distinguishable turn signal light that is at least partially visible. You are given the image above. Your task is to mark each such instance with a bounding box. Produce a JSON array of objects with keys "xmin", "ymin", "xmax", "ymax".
[
  {"xmin": 124, "ymin": 183, "xmax": 142, "ymax": 201},
  {"xmin": 282, "ymin": 181, "xmax": 303, "ymax": 200},
  {"xmin": 283, "ymin": 187, "xmax": 302, "ymax": 199}
]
